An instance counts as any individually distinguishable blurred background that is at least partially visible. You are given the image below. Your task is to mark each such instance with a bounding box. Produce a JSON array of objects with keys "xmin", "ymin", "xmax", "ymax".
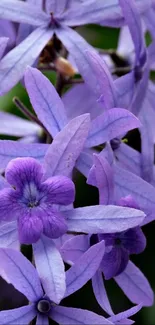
[{"xmin": 0, "ymin": 24, "xmax": 154, "ymax": 324}]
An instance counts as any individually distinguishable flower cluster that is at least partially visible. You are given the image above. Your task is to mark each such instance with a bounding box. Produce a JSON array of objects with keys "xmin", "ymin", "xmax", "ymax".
[{"xmin": 0, "ymin": 0, "xmax": 154, "ymax": 324}]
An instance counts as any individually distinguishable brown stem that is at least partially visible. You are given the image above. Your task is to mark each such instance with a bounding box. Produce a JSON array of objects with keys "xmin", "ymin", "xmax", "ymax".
[
  {"xmin": 98, "ymin": 48, "xmax": 116, "ymax": 55},
  {"xmin": 65, "ymin": 78, "xmax": 84, "ymax": 85},
  {"xmin": 13, "ymin": 97, "xmax": 44, "ymax": 128},
  {"xmin": 111, "ymin": 66, "xmax": 132, "ymax": 76},
  {"xmin": 13, "ymin": 97, "xmax": 51, "ymax": 140}
]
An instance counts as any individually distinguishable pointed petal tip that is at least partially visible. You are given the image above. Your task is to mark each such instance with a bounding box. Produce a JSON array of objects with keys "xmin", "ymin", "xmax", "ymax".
[{"xmin": 80, "ymin": 112, "xmax": 91, "ymax": 122}]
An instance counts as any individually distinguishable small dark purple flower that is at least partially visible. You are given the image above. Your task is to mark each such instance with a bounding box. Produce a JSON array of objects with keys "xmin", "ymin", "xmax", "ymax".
[
  {"xmin": 98, "ymin": 194, "xmax": 145, "ymax": 280},
  {"xmin": 0, "ymin": 157, "xmax": 75, "ymax": 244},
  {"xmin": 100, "ymin": 226, "xmax": 146, "ymax": 280}
]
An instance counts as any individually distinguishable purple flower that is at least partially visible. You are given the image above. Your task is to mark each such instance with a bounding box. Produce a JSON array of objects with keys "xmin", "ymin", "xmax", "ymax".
[
  {"xmin": 0, "ymin": 0, "xmax": 149, "ymax": 94},
  {"xmin": 0, "ymin": 157, "xmax": 75, "ymax": 244},
  {"xmin": 99, "ymin": 226, "xmax": 146, "ymax": 279},
  {"xmin": 60, "ymin": 152, "xmax": 154, "ymax": 309},
  {"xmin": 0, "ymin": 67, "xmax": 141, "ymax": 171},
  {"xmin": 93, "ymin": 194, "xmax": 146, "ymax": 279},
  {"xmin": 0, "ymin": 244, "xmax": 116, "ymax": 325},
  {"xmin": 0, "ymin": 113, "xmax": 144, "ymax": 247}
]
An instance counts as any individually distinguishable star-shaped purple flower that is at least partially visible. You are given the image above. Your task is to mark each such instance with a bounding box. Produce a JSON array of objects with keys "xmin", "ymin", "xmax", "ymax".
[
  {"xmin": 99, "ymin": 225, "xmax": 146, "ymax": 279},
  {"xmin": 97, "ymin": 195, "xmax": 146, "ymax": 280},
  {"xmin": 0, "ymin": 246, "xmax": 142, "ymax": 325},
  {"xmin": 0, "ymin": 244, "xmax": 116, "ymax": 325},
  {"xmin": 0, "ymin": 113, "xmax": 145, "ymax": 247},
  {"xmin": 0, "ymin": 157, "xmax": 75, "ymax": 244},
  {"xmin": 0, "ymin": 0, "xmax": 150, "ymax": 94}
]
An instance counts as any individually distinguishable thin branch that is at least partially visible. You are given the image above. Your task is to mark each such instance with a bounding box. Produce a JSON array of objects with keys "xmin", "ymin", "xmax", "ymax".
[
  {"xmin": 98, "ymin": 48, "xmax": 116, "ymax": 55},
  {"xmin": 111, "ymin": 66, "xmax": 132, "ymax": 75},
  {"xmin": 65, "ymin": 78, "xmax": 84, "ymax": 85},
  {"xmin": 13, "ymin": 97, "xmax": 53, "ymax": 143},
  {"xmin": 13, "ymin": 97, "xmax": 44, "ymax": 128}
]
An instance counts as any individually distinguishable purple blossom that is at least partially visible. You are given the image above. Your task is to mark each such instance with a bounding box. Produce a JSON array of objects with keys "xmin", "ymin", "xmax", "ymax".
[
  {"xmin": 99, "ymin": 226, "xmax": 146, "ymax": 279},
  {"xmin": 0, "ymin": 0, "xmax": 150, "ymax": 94},
  {"xmin": 0, "ymin": 242, "xmax": 116, "ymax": 324},
  {"xmin": 0, "ymin": 246, "xmax": 143, "ymax": 324},
  {"xmin": 70, "ymin": 0, "xmax": 155, "ymax": 187},
  {"xmin": 0, "ymin": 67, "xmax": 141, "ymax": 170},
  {"xmin": 0, "ymin": 118, "xmax": 145, "ymax": 246},
  {"xmin": 0, "ymin": 0, "xmax": 151, "ymax": 94},
  {"xmin": 0, "ymin": 157, "xmax": 75, "ymax": 244},
  {"xmin": 0, "ymin": 1, "xmax": 153, "ymax": 321},
  {"xmin": 88, "ymin": 153, "xmax": 153, "ymax": 304},
  {"xmin": 60, "ymin": 152, "xmax": 154, "ymax": 308}
]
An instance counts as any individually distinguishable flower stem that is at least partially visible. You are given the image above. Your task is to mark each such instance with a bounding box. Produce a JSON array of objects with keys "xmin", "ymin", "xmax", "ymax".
[{"xmin": 13, "ymin": 97, "xmax": 43, "ymax": 128}]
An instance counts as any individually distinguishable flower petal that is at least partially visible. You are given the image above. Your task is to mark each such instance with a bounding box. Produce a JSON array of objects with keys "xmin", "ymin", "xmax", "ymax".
[
  {"xmin": 6, "ymin": 157, "xmax": 44, "ymax": 190},
  {"xmin": 108, "ymin": 304, "xmax": 142, "ymax": 323},
  {"xmin": 118, "ymin": 195, "xmax": 140, "ymax": 209},
  {"xmin": 119, "ymin": 0, "xmax": 146, "ymax": 65},
  {"xmin": 0, "ymin": 141, "xmax": 48, "ymax": 169},
  {"xmin": 65, "ymin": 205, "xmax": 145, "ymax": 234},
  {"xmin": 130, "ymin": 67, "xmax": 149, "ymax": 116},
  {"xmin": 114, "ymin": 164, "xmax": 155, "ymax": 216},
  {"xmin": 61, "ymin": 0, "xmax": 150, "ymax": 27},
  {"xmin": 42, "ymin": 175, "xmax": 75, "ymax": 205},
  {"xmin": 0, "ymin": 37, "xmax": 9, "ymax": 60},
  {"xmin": 0, "ymin": 26, "xmax": 54, "ymax": 95},
  {"xmin": 63, "ymin": 84, "xmax": 103, "ymax": 121},
  {"xmin": 24, "ymin": 67, "xmax": 68, "ymax": 137},
  {"xmin": 139, "ymin": 104, "xmax": 154, "ymax": 182},
  {"xmin": 0, "ymin": 174, "xmax": 9, "ymax": 190},
  {"xmin": 92, "ymin": 270, "xmax": 114, "ymax": 315},
  {"xmin": 0, "ymin": 221, "xmax": 19, "ymax": 250},
  {"xmin": 0, "ymin": 305, "xmax": 36, "ymax": 325},
  {"xmin": 0, "ymin": 188, "xmax": 20, "ymax": 222},
  {"xmin": 46, "ymin": 0, "xmax": 69, "ymax": 15},
  {"xmin": 87, "ymin": 154, "xmax": 114, "ymax": 205},
  {"xmin": 61, "ymin": 234, "xmax": 90, "ymax": 264},
  {"xmin": 76, "ymin": 50, "xmax": 117, "ymax": 109},
  {"xmin": 61, "ymin": 0, "xmax": 123, "ymax": 26},
  {"xmin": 85, "ymin": 108, "xmax": 141, "ymax": 148},
  {"xmin": 76, "ymin": 149, "xmax": 93, "ymax": 178},
  {"xmin": 115, "ymin": 261, "xmax": 154, "ymax": 306},
  {"xmin": 33, "ymin": 236, "xmax": 66, "ymax": 304},
  {"xmin": 101, "ymin": 246, "xmax": 129, "ymax": 279},
  {"xmin": 18, "ymin": 208, "xmax": 43, "ymax": 244},
  {"xmin": 0, "ymin": 0, "xmax": 49, "ymax": 25},
  {"xmin": 0, "ymin": 111, "xmax": 41, "ymax": 137},
  {"xmin": 0, "ymin": 20, "xmax": 16, "ymax": 48},
  {"xmin": 114, "ymin": 72, "xmax": 135, "ymax": 108},
  {"xmin": 44, "ymin": 114, "xmax": 90, "ymax": 178},
  {"xmin": 51, "ymin": 306, "xmax": 112, "ymax": 324},
  {"xmin": 114, "ymin": 143, "xmax": 141, "ymax": 176},
  {"xmin": 36, "ymin": 314, "xmax": 49, "ymax": 325},
  {"xmin": 40, "ymin": 209, "xmax": 67, "ymax": 239},
  {"xmin": 65, "ymin": 240, "xmax": 105, "ymax": 297},
  {"xmin": 0, "ymin": 248, "xmax": 43, "ymax": 301},
  {"xmin": 123, "ymin": 227, "xmax": 146, "ymax": 254}
]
